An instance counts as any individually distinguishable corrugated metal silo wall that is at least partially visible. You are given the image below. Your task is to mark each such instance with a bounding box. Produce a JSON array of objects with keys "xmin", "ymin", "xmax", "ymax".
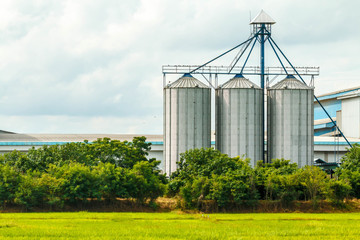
[
  {"xmin": 267, "ymin": 88, "xmax": 314, "ymax": 167},
  {"xmin": 215, "ymin": 88, "xmax": 263, "ymax": 166},
  {"xmin": 164, "ymin": 87, "xmax": 211, "ymax": 175}
]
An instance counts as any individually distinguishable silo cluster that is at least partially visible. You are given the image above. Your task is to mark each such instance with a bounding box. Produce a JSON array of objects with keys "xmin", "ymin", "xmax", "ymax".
[{"xmin": 164, "ymin": 73, "xmax": 314, "ymax": 175}]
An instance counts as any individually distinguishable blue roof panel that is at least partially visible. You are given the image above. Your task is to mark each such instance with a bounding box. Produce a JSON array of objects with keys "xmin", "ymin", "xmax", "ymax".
[{"xmin": 316, "ymin": 88, "xmax": 360, "ymax": 101}]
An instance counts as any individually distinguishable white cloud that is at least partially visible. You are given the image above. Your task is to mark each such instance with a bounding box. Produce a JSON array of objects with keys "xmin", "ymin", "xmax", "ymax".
[
  {"xmin": 0, "ymin": 114, "xmax": 162, "ymax": 134},
  {"xmin": 0, "ymin": 0, "xmax": 359, "ymax": 133}
]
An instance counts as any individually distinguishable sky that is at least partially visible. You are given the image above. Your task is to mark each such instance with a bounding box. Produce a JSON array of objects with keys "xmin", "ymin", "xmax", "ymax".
[{"xmin": 0, "ymin": 0, "xmax": 359, "ymax": 134}]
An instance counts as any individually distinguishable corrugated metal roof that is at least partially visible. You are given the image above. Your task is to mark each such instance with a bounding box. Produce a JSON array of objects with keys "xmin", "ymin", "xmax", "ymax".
[
  {"xmin": 0, "ymin": 134, "xmax": 163, "ymax": 143},
  {"xmin": 250, "ymin": 10, "xmax": 276, "ymax": 24},
  {"xmin": 219, "ymin": 74, "xmax": 261, "ymax": 89},
  {"xmin": 166, "ymin": 74, "xmax": 209, "ymax": 88},
  {"xmin": 0, "ymin": 133, "xmax": 359, "ymax": 146},
  {"xmin": 269, "ymin": 75, "xmax": 313, "ymax": 90},
  {"xmin": 0, "ymin": 134, "xmax": 358, "ymax": 146},
  {"xmin": 316, "ymin": 86, "xmax": 360, "ymax": 99},
  {"xmin": 314, "ymin": 117, "xmax": 336, "ymax": 126},
  {"xmin": 0, "ymin": 130, "xmax": 16, "ymax": 134},
  {"xmin": 337, "ymin": 89, "xmax": 360, "ymax": 100}
]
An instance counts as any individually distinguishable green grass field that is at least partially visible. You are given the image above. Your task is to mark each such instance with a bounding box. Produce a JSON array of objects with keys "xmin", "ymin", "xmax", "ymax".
[{"xmin": 0, "ymin": 212, "xmax": 359, "ymax": 239}]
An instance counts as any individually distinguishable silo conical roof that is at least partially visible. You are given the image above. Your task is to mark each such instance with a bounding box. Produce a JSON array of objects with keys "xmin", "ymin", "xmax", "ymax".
[
  {"xmin": 220, "ymin": 74, "xmax": 261, "ymax": 89},
  {"xmin": 269, "ymin": 75, "xmax": 313, "ymax": 90},
  {"xmin": 167, "ymin": 73, "xmax": 209, "ymax": 88},
  {"xmin": 250, "ymin": 10, "xmax": 276, "ymax": 25}
]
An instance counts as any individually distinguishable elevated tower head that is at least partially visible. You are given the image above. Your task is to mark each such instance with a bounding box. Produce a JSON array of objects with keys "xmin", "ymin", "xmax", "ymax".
[{"xmin": 250, "ymin": 10, "xmax": 275, "ymax": 34}]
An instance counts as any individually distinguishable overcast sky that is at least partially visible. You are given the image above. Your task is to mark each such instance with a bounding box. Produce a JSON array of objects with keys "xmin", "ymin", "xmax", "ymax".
[{"xmin": 0, "ymin": 0, "xmax": 359, "ymax": 134}]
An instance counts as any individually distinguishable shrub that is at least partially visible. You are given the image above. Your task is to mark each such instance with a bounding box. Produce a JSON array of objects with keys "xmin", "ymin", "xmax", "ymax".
[
  {"xmin": 15, "ymin": 171, "xmax": 45, "ymax": 210},
  {"xmin": 298, "ymin": 166, "xmax": 328, "ymax": 207},
  {"xmin": 170, "ymin": 148, "xmax": 260, "ymax": 209},
  {"xmin": 38, "ymin": 172, "xmax": 65, "ymax": 209},
  {"xmin": 50, "ymin": 163, "xmax": 99, "ymax": 205},
  {"xmin": 128, "ymin": 161, "xmax": 166, "ymax": 204},
  {"xmin": 0, "ymin": 165, "xmax": 20, "ymax": 208},
  {"xmin": 92, "ymin": 163, "xmax": 130, "ymax": 200},
  {"xmin": 339, "ymin": 144, "xmax": 360, "ymax": 172},
  {"xmin": 326, "ymin": 179, "xmax": 351, "ymax": 205}
]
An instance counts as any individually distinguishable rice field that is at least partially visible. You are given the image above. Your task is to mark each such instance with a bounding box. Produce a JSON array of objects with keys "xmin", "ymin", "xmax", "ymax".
[{"xmin": 0, "ymin": 212, "xmax": 359, "ymax": 239}]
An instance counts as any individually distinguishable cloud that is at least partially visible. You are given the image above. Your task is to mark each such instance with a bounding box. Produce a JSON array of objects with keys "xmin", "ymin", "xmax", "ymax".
[
  {"xmin": 0, "ymin": 0, "xmax": 359, "ymax": 133},
  {"xmin": 0, "ymin": 114, "xmax": 162, "ymax": 134}
]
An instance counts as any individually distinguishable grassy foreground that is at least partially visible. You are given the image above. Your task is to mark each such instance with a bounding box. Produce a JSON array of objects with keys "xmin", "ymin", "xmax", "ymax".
[{"xmin": 0, "ymin": 212, "xmax": 359, "ymax": 239}]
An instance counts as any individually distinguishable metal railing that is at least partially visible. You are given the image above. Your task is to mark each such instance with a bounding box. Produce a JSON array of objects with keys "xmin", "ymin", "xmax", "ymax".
[{"xmin": 162, "ymin": 65, "xmax": 319, "ymax": 76}]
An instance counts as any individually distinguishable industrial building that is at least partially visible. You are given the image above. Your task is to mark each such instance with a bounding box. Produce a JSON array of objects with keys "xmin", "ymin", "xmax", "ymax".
[
  {"xmin": 315, "ymin": 86, "xmax": 360, "ymax": 138},
  {"xmin": 0, "ymin": 86, "xmax": 359, "ymax": 173},
  {"xmin": 0, "ymin": 11, "xmax": 358, "ymax": 174},
  {"xmin": 313, "ymin": 86, "xmax": 360, "ymax": 162}
]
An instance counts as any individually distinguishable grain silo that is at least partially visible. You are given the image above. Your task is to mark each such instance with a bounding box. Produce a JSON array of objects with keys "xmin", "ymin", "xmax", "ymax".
[
  {"xmin": 164, "ymin": 73, "xmax": 211, "ymax": 175},
  {"xmin": 215, "ymin": 74, "xmax": 263, "ymax": 166},
  {"xmin": 267, "ymin": 75, "xmax": 314, "ymax": 167}
]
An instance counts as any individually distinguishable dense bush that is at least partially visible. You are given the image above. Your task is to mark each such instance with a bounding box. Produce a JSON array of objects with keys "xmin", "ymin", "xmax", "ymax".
[
  {"xmin": 169, "ymin": 148, "xmax": 259, "ymax": 208},
  {"xmin": 1, "ymin": 140, "xmax": 360, "ymax": 211},
  {"xmin": 169, "ymin": 148, "xmax": 359, "ymax": 210},
  {"xmin": 128, "ymin": 161, "xmax": 166, "ymax": 204},
  {"xmin": 298, "ymin": 166, "xmax": 328, "ymax": 207},
  {"xmin": 92, "ymin": 163, "xmax": 131, "ymax": 201},
  {"xmin": 254, "ymin": 159, "xmax": 301, "ymax": 202},
  {"xmin": 15, "ymin": 171, "xmax": 45, "ymax": 210},
  {"xmin": 0, "ymin": 165, "xmax": 20, "ymax": 208},
  {"xmin": 326, "ymin": 179, "xmax": 351, "ymax": 205},
  {"xmin": 337, "ymin": 144, "xmax": 360, "ymax": 199},
  {"xmin": 0, "ymin": 137, "xmax": 166, "ymax": 210}
]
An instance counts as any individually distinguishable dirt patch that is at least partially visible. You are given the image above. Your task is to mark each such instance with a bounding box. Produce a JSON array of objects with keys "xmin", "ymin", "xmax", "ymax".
[
  {"xmin": 195, "ymin": 199, "xmax": 360, "ymax": 213},
  {"xmin": 0, "ymin": 198, "xmax": 359, "ymax": 213}
]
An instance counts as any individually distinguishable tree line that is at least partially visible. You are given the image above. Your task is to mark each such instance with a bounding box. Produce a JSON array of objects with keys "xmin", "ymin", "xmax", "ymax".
[
  {"xmin": 0, "ymin": 137, "xmax": 166, "ymax": 210},
  {"xmin": 0, "ymin": 137, "xmax": 359, "ymax": 211},
  {"xmin": 169, "ymin": 145, "xmax": 360, "ymax": 209}
]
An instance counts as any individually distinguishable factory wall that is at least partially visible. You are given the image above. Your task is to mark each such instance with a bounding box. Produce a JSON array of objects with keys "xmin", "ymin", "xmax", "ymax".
[{"xmin": 341, "ymin": 97, "xmax": 360, "ymax": 139}]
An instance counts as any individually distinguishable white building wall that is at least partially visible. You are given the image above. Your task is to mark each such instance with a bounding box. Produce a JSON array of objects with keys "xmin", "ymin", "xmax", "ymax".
[{"xmin": 341, "ymin": 97, "xmax": 360, "ymax": 138}]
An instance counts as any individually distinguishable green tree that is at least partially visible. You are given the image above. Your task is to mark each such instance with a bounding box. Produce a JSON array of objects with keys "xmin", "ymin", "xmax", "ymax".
[
  {"xmin": 170, "ymin": 148, "xmax": 259, "ymax": 209},
  {"xmin": 38, "ymin": 171, "xmax": 65, "ymax": 210},
  {"xmin": 15, "ymin": 171, "xmax": 45, "ymax": 210},
  {"xmin": 337, "ymin": 144, "xmax": 360, "ymax": 198},
  {"xmin": 4, "ymin": 150, "xmax": 35, "ymax": 173},
  {"xmin": 298, "ymin": 166, "xmax": 327, "ymax": 207},
  {"xmin": 254, "ymin": 159, "xmax": 301, "ymax": 201},
  {"xmin": 339, "ymin": 144, "xmax": 360, "ymax": 172},
  {"xmin": 0, "ymin": 165, "xmax": 20, "ymax": 208},
  {"xmin": 209, "ymin": 169, "xmax": 258, "ymax": 208},
  {"xmin": 128, "ymin": 161, "xmax": 166, "ymax": 204},
  {"xmin": 326, "ymin": 179, "xmax": 351, "ymax": 206},
  {"xmin": 82, "ymin": 137, "xmax": 153, "ymax": 168},
  {"xmin": 50, "ymin": 162, "xmax": 100, "ymax": 205},
  {"xmin": 92, "ymin": 163, "xmax": 130, "ymax": 201}
]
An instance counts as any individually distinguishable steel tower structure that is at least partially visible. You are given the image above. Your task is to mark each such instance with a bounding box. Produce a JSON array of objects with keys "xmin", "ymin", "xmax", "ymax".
[
  {"xmin": 251, "ymin": 11, "xmax": 275, "ymax": 161},
  {"xmin": 163, "ymin": 10, "xmax": 352, "ymax": 166}
]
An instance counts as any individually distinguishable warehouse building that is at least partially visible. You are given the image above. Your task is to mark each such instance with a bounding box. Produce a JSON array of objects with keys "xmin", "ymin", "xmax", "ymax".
[
  {"xmin": 314, "ymin": 86, "xmax": 360, "ymax": 162},
  {"xmin": 0, "ymin": 86, "xmax": 359, "ymax": 171}
]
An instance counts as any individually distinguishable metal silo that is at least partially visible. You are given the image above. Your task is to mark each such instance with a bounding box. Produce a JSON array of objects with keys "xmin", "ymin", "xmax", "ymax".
[
  {"xmin": 215, "ymin": 74, "xmax": 263, "ymax": 166},
  {"xmin": 267, "ymin": 75, "xmax": 314, "ymax": 167},
  {"xmin": 164, "ymin": 73, "xmax": 211, "ymax": 175}
]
